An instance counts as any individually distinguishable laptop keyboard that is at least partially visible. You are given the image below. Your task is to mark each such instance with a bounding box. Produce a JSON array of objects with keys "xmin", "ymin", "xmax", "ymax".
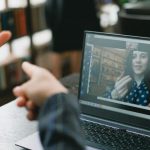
[{"xmin": 81, "ymin": 120, "xmax": 150, "ymax": 150}]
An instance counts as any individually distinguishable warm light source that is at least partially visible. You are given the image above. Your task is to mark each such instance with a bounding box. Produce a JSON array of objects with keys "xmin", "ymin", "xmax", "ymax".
[
  {"xmin": 32, "ymin": 29, "xmax": 52, "ymax": 47},
  {"xmin": 0, "ymin": 0, "xmax": 7, "ymax": 11},
  {"xmin": 100, "ymin": 4, "xmax": 119, "ymax": 28},
  {"xmin": 7, "ymin": 0, "xmax": 27, "ymax": 8},
  {"xmin": 30, "ymin": 0, "xmax": 46, "ymax": 6},
  {"xmin": 11, "ymin": 36, "xmax": 31, "ymax": 58},
  {"xmin": 0, "ymin": 44, "xmax": 10, "ymax": 64}
]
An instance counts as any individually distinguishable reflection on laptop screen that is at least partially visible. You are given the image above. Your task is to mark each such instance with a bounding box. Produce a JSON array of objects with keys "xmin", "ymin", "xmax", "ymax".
[{"xmin": 79, "ymin": 31, "xmax": 150, "ymax": 131}]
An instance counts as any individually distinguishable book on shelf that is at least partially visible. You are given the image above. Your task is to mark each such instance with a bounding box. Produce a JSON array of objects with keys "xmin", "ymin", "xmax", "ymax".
[
  {"xmin": 14, "ymin": 8, "xmax": 28, "ymax": 37},
  {"xmin": 0, "ymin": 35, "xmax": 31, "ymax": 90},
  {"xmin": 0, "ymin": 66, "xmax": 7, "ymax": 90},
  {"xmin": 0, "ymin": 0, "xmax": 48, "ymax": 92},
  {"xmin": 0, "ymin": 58, "xmax": 29, "ymax": 90},
  {"xmin": 0, "ymin": 10, "xmax": 16, "ymax": 38},
  {"xmin": 0, "ymin": 19, "xmax": 2, "ymax": 31},
  {"xmin": 31, "ymin": 4, "xmax": 47, "ymax": 33},
  {"xmin": 4, "ymin": 59, "xmax": 19, "ymax": 86},
  {"xmin": 0, "ymin": 8, "xmax": 28, "ymax": 38}
]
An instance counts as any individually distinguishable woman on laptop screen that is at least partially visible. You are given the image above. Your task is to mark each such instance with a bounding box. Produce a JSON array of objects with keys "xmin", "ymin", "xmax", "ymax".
[{"xmin": 110, "ymin": 43, "xmax": 150, "ymax": 106}]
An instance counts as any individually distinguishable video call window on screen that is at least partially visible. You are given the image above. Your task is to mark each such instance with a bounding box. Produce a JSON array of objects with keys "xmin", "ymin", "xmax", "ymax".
[{"xmin": 86, "ymin": 40, "xmax": 150, "ymax": 108}]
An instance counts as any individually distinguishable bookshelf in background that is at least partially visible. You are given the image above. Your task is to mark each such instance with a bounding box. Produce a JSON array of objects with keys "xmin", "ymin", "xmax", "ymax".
[
  {"xmin": 89, "ymin": 47, "xmax": 126, "ymax": 96},
  {"xmin": 0, "ymin": 0, "xmax": 52, "ymax": 103}
]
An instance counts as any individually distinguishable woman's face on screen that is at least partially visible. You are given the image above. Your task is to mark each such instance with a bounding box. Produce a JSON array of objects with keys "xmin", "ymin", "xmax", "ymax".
[{"xmin": 132, "ymin": 51, "xmax": 149, "ymax": 75}]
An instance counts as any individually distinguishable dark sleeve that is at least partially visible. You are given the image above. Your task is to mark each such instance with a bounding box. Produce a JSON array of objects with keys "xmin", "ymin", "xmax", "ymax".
[{"xmin": 38, "ymin": 93, "xmax": 85, "ymax": 150}]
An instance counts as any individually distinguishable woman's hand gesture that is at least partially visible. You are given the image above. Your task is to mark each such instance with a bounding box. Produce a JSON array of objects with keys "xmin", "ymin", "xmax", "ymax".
[{"xmin": 111, "ymin": 74, "xmax": 132, "ymax": 100}]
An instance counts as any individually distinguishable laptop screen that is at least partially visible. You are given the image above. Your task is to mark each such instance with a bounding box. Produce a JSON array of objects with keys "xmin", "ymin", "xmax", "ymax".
[{"xmin": 79, "ymin": 31, "xmax": 150, "ymax": 131}]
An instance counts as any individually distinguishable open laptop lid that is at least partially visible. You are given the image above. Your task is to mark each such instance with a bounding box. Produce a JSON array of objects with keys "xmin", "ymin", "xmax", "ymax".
[{"xmin": 79, "ymin": 31, "xmax": 150, "ymax": 134}]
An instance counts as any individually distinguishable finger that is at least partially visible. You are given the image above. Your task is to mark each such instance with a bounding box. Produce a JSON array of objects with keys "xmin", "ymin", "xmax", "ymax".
[
  {"xmin": 13, "ymin": 86, "xmax": 26, "ymax": 98},
  {"xmin": 116, "ymin": 76, "xmax": 132, "ymax": 89},
  {"xmin": 26, "ymin": 101, "xmax": 39, "ymax": 120},
  {"xmin": 117, "ymin": 77, "xmax": 132, "ymax": 90},
  {"xmin": 26, "ymin": 101, "xmax": 38, "ymax": 111},
  {"xmin": 22, "ymin": 62, "xmax": 42, "ymax": 78},
  {"xmin": 116, "ymin": 77, "xmax": 131, "ymax": 92},
  {"xmin": 0, "ymin": 31, "xmax": 12, "ymax": 46},
  {"xmin": 16, "ymin": 97, "xmax": 27, "ymax": 107},
  {"xmin": 27, "ymin": 110, "xmax": 38, "ymax": 121},
  {"xmin": 116, "ymin": 72, "xmax": 125, "ymax": 81},
  {"xmin": 116, "ymin": 75, "xmax": 131, "ymax": 85},
  {"xmin": 120, "ymin": 89, "xmax": 128, "ymax": 98},
  {"xmin": 118, "ymin": 88, "xmax": 128, "ymax": 99}
]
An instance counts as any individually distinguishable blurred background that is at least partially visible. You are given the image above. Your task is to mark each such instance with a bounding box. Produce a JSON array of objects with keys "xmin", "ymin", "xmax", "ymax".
[{"xmin": 0, "ymin": 0, "xmax": 150, "ymax": 104}]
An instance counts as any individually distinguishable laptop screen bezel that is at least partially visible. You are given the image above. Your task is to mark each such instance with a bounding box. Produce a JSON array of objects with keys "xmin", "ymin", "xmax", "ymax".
[{"xmin": 78, "ymin": 31, "xmax": 150, "ymax": 132}]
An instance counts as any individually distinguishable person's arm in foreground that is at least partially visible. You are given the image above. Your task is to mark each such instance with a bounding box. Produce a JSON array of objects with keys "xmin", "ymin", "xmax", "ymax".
[{"xmin": 13, "ymin": 62, "xmax": 85, "ymax": 150}]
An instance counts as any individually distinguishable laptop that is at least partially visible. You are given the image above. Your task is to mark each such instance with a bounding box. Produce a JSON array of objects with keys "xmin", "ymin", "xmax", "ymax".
[
  {"xmin": 79, "ymin": 31, "xmax": 150, "ymax": 150},
  {"xmin": 15, "ymin": 31, "xmax": 150, "ymax": 150}
]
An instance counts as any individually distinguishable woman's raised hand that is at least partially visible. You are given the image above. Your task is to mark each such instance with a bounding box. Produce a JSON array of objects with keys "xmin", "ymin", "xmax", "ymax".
[{"xmin": 111, "ymin": 74, "xmax": 132, "ymax": 100}]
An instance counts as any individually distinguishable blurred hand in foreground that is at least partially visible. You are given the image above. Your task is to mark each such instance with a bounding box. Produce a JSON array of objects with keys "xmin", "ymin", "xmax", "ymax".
[{"xmin": 13, "ymin": 62, "xmax": 68, "ymax": 120}]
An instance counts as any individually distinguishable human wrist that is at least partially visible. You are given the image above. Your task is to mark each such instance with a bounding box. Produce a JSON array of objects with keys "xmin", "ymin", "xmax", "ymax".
[
  {"xmin": 38, "ymin": 92, "xmax": 79, "ymax": 119},
  {"xmin": 45, "ymin": 86, "xmax": 68, "ymax": 98}
]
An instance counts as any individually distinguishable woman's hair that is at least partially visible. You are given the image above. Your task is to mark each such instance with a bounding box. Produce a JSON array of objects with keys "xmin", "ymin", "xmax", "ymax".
[{"xmin": 124, "ymin": 50, "xmax": 150, "ymax": 89}]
